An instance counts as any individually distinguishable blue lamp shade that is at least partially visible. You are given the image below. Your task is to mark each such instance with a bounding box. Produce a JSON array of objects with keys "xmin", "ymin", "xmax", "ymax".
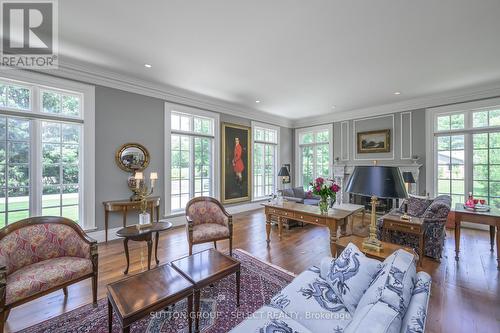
[{"xmin": 345, "ymin": 166, "xmax": 408, "ymax": 199}]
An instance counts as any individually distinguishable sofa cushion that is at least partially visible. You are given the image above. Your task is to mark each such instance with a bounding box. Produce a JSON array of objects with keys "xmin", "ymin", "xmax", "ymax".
[
  {"xmin": 303, "ymin": 198, "xmax": 320, "ymax": 206},
  {"xmin": 319, "ymin": 256, "xmax": 335, "ymax": 280},
  {"xmin": 400, "ymin": 271, "xmax": 432, "ymax": 333},
  {"xmin": 0, "ymin": 223, "xmax": 90, "ymax": 275},
  {"xmin": 270, "ymin": 268, "xmax": 352, "ymax": 333},
  {"xmin": 356, "ymin": 249, "xmax": 417, "ymax": 317},
  {"xmin": 191, "ymin": 223, "xmax": 229, "ymax": 242},
  {"xmin": 230, "ymin": 305, "xmax": 312, "ymax": 333},
  {"xmin": 6, "ymin": 256, "xmax": 93, "ymax": 305},
  {"xmin": 344, "ymin": 302, "xmax": 402, "ymax": 333},
  {"xmin": 282, "ymin": 188, "xmax": 295, "ymax": 197},
  {"xmin": 324, "ymin": 243, "xmax": 382, "ymax": 315},
  {"xmin": 293, "ymin": 187, "xmax": 306, "ymax": 199}
]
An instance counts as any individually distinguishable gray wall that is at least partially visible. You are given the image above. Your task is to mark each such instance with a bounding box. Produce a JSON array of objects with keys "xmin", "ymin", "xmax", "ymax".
[
  {"xmin": 95, "ymin": 86, "xmax": 293, "ymax": 230},
  {"xmin": 332, "ymin": 109, "xmax": 427, "ymax": 195}
]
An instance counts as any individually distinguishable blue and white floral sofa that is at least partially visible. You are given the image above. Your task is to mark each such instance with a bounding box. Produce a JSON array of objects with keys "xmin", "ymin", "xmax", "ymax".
[{"xmin": 231, "ymin": 243, "xmax": 431, "ymax": 333}]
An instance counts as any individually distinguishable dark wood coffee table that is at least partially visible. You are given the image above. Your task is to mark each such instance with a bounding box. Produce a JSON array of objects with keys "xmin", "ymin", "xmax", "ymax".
[
  {"xmin": 107, "ymin": 264, "xmax": 193, "ymax": 333},
  {"xmin": 171, "ymin": 249, "xmax": 241, "ymax": 333},
  {"xmin": 116, "ymin": 221, "xmax": 172, "ymax": 274}
]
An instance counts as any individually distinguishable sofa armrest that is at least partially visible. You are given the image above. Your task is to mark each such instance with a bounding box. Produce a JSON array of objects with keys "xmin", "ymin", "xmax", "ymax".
[{"xmin": 283, "ymin": 196, "xmax": 303, "ymax": 203}]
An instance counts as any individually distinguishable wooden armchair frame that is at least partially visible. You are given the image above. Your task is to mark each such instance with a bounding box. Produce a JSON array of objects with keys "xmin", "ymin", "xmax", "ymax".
[
  {"xmin": 185, "ymin": 197, "xmax": 233, "ymax": 256},
  {"xmin": 0, "ymin": 216, "xmax": 98, "ymax": 331}
]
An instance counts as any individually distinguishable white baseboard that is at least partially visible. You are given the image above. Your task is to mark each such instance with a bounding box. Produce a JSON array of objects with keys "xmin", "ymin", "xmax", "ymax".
[{"xmin": 88, "ymin": 200, "xmax": 266, "ymax": 243}]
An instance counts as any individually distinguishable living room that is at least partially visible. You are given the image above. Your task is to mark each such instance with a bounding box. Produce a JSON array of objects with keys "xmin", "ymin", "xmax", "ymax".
[{"xmin": 0, "ymin": 1, "xmax": 499, "ymax": 333}]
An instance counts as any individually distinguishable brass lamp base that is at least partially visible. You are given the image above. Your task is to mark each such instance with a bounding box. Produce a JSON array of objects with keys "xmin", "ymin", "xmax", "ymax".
[
  {"xmin": 361, "ymin": 195, "xmax": 383, "ymax": 252},
  {"xmin": 362, "ymin": 236, "xmax": 383, "ymax": 252}
]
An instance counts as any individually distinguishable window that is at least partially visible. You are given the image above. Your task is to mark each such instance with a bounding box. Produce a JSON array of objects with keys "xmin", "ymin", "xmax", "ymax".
[
  {"xmin": 252, "ymin": 122, "xmax": 279, "ymax": 199},
  {"xmin": 0, "ymin": 73, "xmax": 94, "ymax": 229},
  {"xmin": 165, "ymin": 105, "xmax": 220, "ymax": 214},
  {"xmin": 295, "ymin": 125, "xmax": 333, "ymax": 189},
  {"xmin": 429, "ymin": 101, "xmax": 500, "ymax": 209}
]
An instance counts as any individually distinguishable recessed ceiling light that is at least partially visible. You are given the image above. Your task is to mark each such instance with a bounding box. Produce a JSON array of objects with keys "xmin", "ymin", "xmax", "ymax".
[
  {"xmin": 255, "ymin": 100, "xmax": 260, "ymax": 103},
  {"xmin": 394, "ymin": 91, "xmax": 401, "ymax": 95},
  {"xmin": 144, "ymin": 64, "xmax": 152, "ymax": 68}
]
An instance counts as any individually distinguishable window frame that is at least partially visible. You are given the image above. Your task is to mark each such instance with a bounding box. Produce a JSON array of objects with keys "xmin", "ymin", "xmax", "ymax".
[
  {"xmin": 0, "ymin": 71, "xmax": 95, "ymax": 230},
  {"xmin": 426, "ymin": 97, "xmax": 500, "ymax": 207},
  {"xmin": 294, "ymin": 124, "xmax": 333, "ymax": 188},
  {"xmin": 164, "ymin": 103, "xmax": 220, "ymax": 216},
  {"xmin": 251, "ymin": 121, "xmax": 280, "ymax": 200}
]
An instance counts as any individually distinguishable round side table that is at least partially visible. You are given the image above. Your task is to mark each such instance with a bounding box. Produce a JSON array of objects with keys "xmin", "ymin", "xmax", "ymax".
[{"xmin": 116, "ymin": 221, "xmax": 172, "ymax": 274}]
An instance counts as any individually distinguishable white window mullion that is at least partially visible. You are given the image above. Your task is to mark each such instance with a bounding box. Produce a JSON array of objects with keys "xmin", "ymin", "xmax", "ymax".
[
  {"xmin": 190, "ymin": 136, "xmax": 194, "ymax": 198},
  {"xmin": 31, "ymin": 120, "xmax": 42, "ymax": 216}
]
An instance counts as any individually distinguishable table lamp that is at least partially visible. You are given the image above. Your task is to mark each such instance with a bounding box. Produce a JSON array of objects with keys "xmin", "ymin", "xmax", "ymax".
[
  {"xmin": 345, "ymin": 166, "xmax": 408, "ymax": 251},
  {"xmin": 402, "ymin": 172, "xmax": 416, "ymax": 194},
  {"xmin": 278, "ymin": 166, "xmax": 290, "ymax": 188}
]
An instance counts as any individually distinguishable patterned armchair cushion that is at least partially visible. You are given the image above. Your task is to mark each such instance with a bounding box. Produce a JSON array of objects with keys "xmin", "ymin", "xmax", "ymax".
[
  {"xmin": 421, "ymin": 195, "xmax": 451, "ymax": 219},
  {"xmin": 400, "ymin": 271, "xmax": 431, "ymax": 333},
  {"xmin": 356, "ymin": 250, "xmax": 417, "ymax": 317},
  {"xmin": 187, "ymin": 201, "xmax": 228, "ymax": 227},
  {"xmin": 230, "ymin": 305, "xmax": 312, "ymax": 333},
  {"xmin": 400, "ymin": 196, "xmax": 433, "ymax": 217},
  {"xmin": 324, "ymin": 243, "xmax": 382, "ymax": 315},
  {"xmin": 270, "ymin": 268, "xmax": 352, "ymax": 333},
  {"xmin": 6, "ymin": 256, "xmax": 93, "ymax": 305},
  {"xmin": 191, "ymin": 223, "xmax": 229, "ymax": 243},
  {"xmin": 344, "ymin": 302, "xmax": 402, "ymax": 333},
  {"xmin": 0, "ymin": 224, "xmax": 90, "ymax": 275}
]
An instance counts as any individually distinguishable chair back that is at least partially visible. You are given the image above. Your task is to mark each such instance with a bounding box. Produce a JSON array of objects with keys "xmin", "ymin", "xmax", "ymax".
[
  {"xmin": 0, "ymin": 216, "xmax": 92, "ymax": 275},
  {"xmin": 185, "ymin": 197, "xmax": 229, "ymax": 226}
]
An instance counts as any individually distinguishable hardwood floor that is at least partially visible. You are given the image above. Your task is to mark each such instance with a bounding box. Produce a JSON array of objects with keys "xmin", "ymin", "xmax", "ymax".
[{"xmin": 5, "ymin": 208, "xmax": 500, "ymax": 333}]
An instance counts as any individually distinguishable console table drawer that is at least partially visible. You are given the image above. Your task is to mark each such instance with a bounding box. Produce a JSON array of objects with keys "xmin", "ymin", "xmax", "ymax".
[
  {"xmin": 386, "ymin": 222, "xmax": 420, "ymax": 233},
  {"xmin": 295, "ymin": 213, "xmax": 325, "ymax": 225}
]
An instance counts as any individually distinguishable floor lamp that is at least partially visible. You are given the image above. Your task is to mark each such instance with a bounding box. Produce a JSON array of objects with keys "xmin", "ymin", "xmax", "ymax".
[{"xmin": 345, "ymin": 166, "xmax": 408, "ymax": 251}]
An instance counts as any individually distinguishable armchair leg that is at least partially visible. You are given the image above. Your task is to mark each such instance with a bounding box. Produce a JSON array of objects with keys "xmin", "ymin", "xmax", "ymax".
[
  {"xmin": 92, "ymin": 274, "xmax": 98, "ymax": 306},
  {"xmin": 1, "ymin": 308, "xmax": 10, "ymax": 331},
  {"xmin": 213, "ymin": 241, "xmax": 217, "ymax": 249},
  {"xmin": 229, "ymin": 237, "xmax": 233, "ymax": 256},
  {"xmin": 189, "ymin": 244, "xmax": 193, "ymax": 256},
  {"xmin": 63, "ymin": 286, "xmax": 68, "ymax": 297}
]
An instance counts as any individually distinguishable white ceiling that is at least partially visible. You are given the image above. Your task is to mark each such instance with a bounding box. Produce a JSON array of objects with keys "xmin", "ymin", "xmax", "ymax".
[{"xmin": 59, "ymin": 0, "xmax": 500, "ymax": 120}]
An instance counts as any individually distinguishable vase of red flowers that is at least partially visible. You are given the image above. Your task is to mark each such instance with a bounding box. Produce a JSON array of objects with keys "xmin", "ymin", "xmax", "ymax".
[{"xmin": 309, "ymin": 177, "xmax": 341, "ymax": 214}]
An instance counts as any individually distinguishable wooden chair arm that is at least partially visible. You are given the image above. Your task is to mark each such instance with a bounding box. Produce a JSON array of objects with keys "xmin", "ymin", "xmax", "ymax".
[{"xmin": 0, "ymin": 265, "xmax": 6, "ymax": 311}]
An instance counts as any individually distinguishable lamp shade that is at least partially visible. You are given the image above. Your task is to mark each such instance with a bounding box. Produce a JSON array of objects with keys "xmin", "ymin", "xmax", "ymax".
[
  {"xmin": 278, "ymin": 166, "xmax": 290, "ymax": 177},
  {"xmin": 402, "ymin": 172, "xmax": 416, "ymax": 184},
  {"xmin": 345, "ymin": 166, "xmax": 408, "ymax": 199}
]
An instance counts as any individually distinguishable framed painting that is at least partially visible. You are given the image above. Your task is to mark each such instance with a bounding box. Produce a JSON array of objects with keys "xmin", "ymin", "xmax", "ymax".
[
  {"xmin": 357, "ymin": 129, "xmax": 391, "ymax": 153},
  {"xmin": 221, "ymin": 123, "xmax": 251, "ymax": 204}
]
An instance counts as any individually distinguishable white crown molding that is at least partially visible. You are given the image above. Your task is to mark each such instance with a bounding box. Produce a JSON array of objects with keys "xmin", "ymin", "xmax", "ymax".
[
  {"xmin": 292, "ymin": 83, "xmax": 500, "ymax": 128},
  {"xmin": 37, "ymin": 59, "xmax": 294, "ymax": 128}
]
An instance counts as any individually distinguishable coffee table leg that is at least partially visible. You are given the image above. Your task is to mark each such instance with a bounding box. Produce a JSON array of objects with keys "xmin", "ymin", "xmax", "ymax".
[
  {"xmin": 194, "ymin": 289, "xmax": 200, "ymax": 333},
  {"xmin": 147, "ymin": 239, "xmax": 152, "ymax": 270},
  {"xmin": 155, "ymin": 231, "xmax": 160, "ymax": 265},
  {"xmin": 107, "ymin": 298, "xmax": 112, "ymax": 333},
  {"xmin": 123, "ymin": 238, "xmax": 130, "ymax": 275},
  {"xmin": 187, "ymin": 293, "xmax": 193, "ymax": 333},
  {"xmin": 236, "ymin": 269, "xmax": 240, "ymax": 307}
]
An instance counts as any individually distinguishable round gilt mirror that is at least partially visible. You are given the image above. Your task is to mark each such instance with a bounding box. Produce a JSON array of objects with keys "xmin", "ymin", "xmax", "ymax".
[{"xmin": 115, "ymin": 143, "xmax": 150, "ymax": 172}]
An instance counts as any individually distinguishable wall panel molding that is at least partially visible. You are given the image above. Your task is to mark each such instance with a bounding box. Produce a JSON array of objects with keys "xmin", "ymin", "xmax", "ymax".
[{"xmin": 400, "ymin": 112, "xmax": 412, "ymax": 159}]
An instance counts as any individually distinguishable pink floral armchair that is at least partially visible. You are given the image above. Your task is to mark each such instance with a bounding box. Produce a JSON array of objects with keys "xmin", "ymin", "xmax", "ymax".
[
  {"xmin": 0, "ymin": 217, "xmax": 98, "ymax": 331},
  {"xmin": 186, "ymin": 197, "xmax": 233, "ymax": 256}
]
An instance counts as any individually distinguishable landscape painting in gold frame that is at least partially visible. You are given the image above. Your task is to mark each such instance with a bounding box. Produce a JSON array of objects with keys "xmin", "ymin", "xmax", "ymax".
[
  {"xmin": 357, "ymin": 129, "xmax": 391, "ymax": 153},
  {"xmin": 221, "ymin": 123, "xmax": 251, "ymax": 204}
]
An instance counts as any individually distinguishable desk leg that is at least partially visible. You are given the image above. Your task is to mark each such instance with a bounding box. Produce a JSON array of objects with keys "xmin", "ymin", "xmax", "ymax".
[
  {"xmin": 154, "ymin": 231, "xmax": 160, "ymax": 265},
  {"xmin": 328, "ymin": 219, "xmax": 338, "ymax": 257},
  {"xmin": 496, "ymin": 225, "xmax": 500, "ymax": 270},
  {"xmin": 454, "ymin": 218, "xmax": 461, "ymax": 261},
  {"xmin": 123, "ymin": 238, "xmax": 130, "ymax": 275},
  {"xmin": 187, "ymin": 293, "xmax": 193, "ymax": 333},
  {"xmin": 236, "ymin": 269, "xmax": 240, "ymax": 307},
  {"xmin": 150, "ymin": 205, "xmax": 154, "ymax": 223},
  {"xmin": 105, "ymin": 210, "xmax": 109, "ymax": 243},
  {"xmin": 266, "ymin": 215, "xmax": 271, "ymax": 246},
  {"xmin": 340, "ymin": 218, "xmax": 347, "ymax": 237},
  {"xmin": 278, "ymin": 216, "xmax": 283, "ymax": 240},
  {"xmin": 490, "ymin": 226, "xmax": 495, "ymax": 252},
  {"xmin": 123, "ymin": 207, "xmax": 127, "ymax": 227},
  {"xmin": 107, "ymin": 298, "xmax": 112, "ymax": 333},
  {"xmin": 147, "ymin": 238, "xmax": 152, "ymax": 270}
]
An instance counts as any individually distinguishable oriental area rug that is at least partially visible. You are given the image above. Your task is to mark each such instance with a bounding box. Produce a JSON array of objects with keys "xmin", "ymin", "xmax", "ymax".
[{"xmin": 20, "ymin": 249, "xmax": 295, "ymax": 333}]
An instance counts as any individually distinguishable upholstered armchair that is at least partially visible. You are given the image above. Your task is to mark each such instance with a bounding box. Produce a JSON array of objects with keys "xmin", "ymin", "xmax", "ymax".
[
  {"xmin": 186, "ymin": 197, "xmax": 233, "ymax": 256},
  {"xmin": 376, "ymin": 195, "xmax": 452, "ymax": 260},
  {"xmin": 0, "ymin": 217, "xmax": 98, "ymax": 331}
]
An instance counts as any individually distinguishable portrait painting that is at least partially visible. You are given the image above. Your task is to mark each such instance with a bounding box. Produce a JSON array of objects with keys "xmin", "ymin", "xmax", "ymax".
[
  {"xmin": 357, "ymin": 129, "xmax": 391, "ymax": 153},
  {"xmin": 221, "ymin": 123, "xmax": 251, "ymax": 204}
]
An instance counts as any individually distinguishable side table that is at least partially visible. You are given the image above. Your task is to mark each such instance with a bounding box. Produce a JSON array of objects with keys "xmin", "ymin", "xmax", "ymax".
[{"xmin": 382, "ymin": 214, "xmax": 425, "ymax": 267}]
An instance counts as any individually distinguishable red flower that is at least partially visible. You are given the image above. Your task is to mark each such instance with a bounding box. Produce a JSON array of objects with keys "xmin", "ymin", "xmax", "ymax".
[
  {"xmin": 332, "ymin": 184, "xmax": 340, "ymax": 192},
  {"xmin": 315, "ymin": 177, "xmax": 324, "ymax": 185}
]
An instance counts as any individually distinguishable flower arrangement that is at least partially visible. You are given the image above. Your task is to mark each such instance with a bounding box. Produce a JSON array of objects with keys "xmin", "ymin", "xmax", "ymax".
[{"xmin": 308, "ymin": 177, "xmax": 340, "ymax": 213}]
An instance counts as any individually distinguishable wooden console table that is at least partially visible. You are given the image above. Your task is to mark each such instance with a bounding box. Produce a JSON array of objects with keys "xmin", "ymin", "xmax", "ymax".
[
  {"xmin": 103, "ymin": 196, "xmax": 161, "ymax": 242},
  {"xmin": 454, "ymin": 203, "xmax": 500, "ymax": 270},
  {"xmin": 263, "ymin": 202, "xmax": 364, "ymax": 256}
]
